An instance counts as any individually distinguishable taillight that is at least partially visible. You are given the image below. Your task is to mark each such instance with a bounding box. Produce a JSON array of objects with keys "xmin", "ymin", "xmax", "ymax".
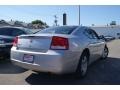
[
  {"xmin": 50, "ymin": 36, "xmax": 69, "ymax": 50},
  {"xmin": 13, "ymin": 37, "xmax": 18, "ymax": 47}
]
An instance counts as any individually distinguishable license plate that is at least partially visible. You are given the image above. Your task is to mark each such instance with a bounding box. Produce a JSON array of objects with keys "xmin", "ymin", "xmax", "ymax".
[{"xmin": 23, "ymin": 54, "xmax": 34, "ymax": 63}]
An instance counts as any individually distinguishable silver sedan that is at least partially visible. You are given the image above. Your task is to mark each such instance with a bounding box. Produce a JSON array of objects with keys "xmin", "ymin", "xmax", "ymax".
[{"xmin": 11, "ymin": 26, "xmax": 109, "ymax": 77}]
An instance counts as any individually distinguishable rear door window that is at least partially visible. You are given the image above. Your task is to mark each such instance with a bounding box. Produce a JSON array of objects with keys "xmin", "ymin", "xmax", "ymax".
[
  {"xmin": 0, "ymin": 28, "xmax": 12, "ymax": 36},
  {"xmin": 12, "ymin": 28, "xmax": 26, "ymax": 36},
  {"xmin": 90, "ymin": 29, "xmax": 99, "ymax": 39},
  {"xmin": 84, "ymin": 29, "xmax": 99, "ymax": 39}
]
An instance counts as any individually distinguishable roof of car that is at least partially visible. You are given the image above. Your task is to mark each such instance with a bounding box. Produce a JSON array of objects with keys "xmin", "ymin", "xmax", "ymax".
[
  {"xmin": 46, "ymin": 25, "xmax": 88, "ymax": 29},
  {"xmin": 0, "ymin": 26, "xmax": 26, "ymax": 29}
]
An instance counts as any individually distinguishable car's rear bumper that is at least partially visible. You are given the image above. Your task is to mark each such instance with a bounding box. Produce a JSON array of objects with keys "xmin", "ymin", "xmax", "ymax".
[
  {"xmin": 11, "ymin": 59, "xmax": 66, "ymax": 74},
  {"xmin": 11, "ymin": 47, "xmax": 80, "ymax": 74}
]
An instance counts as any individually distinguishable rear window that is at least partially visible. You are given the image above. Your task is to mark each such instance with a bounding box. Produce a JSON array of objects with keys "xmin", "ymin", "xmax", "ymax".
[
  {"xmin": 23, "ymin": 28, "xmax": 33, "ymax": 34},
  {"xmin": 37, "ymin": 26, "xmax": 78, "ymax": 34}
]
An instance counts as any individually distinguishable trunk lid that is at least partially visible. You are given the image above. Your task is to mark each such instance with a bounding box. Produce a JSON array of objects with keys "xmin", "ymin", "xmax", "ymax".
[
  {"xmin": 17, "ymin": 34, "xmax": 70, "ymax": 52},
  {"xmin": 17, "ymin": 34, "xmax": 54, "ymax": 52}
]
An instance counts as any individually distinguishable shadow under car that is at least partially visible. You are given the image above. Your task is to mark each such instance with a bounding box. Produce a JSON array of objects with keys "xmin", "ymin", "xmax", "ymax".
[
  {"xmin": 0, "ymin": 60, "xmax": 27, "ymax": 74},
  {"xmin": 25, "ymin": 57, "xmax": 120, "ymax": 85}
]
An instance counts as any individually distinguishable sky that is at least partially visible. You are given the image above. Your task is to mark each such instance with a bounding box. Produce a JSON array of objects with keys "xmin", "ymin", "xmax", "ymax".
[
  {"xmin": 0, "ymin": 5, "xmax": 79, "ymax": 26},
  {"xmin": 80, "ymin": 5, "xmax": 120, "ymax": 26},
  {"xmin": 1, "ymin": 5, "xmax": 120, "ymax": 26}
]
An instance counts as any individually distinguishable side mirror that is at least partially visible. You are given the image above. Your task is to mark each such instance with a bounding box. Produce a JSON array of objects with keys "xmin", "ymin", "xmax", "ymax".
[
  {"xmin": 99, "ymin": 35, "xmax": 103, "ymax": 38},
  {"xmin": 99, "ymin": 35, "xmax": 106, "ymax": 40}
]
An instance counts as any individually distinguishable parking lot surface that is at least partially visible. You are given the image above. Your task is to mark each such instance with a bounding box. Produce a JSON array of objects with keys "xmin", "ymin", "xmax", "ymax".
[{"xmin": 0, "ymin": 40, "xmax": 120, "ymax": 85}]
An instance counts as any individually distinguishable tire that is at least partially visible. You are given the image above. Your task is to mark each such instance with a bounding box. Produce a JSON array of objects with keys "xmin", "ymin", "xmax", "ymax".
[
  {"xmin": 101, "ymin": 46, "xmax": 109, "ymax": 59},
  {"xmin": 76, "ymin": 51, "xmax": 89, "ymax": 78}
]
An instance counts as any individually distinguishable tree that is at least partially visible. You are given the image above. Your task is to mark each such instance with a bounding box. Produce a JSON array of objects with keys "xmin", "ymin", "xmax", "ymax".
[
  {"xmin": 32, "ymin": 20, "xmax": 45, "ymax": 25},
  {"xmin": 31, "ymin": 20, "xmax": 49, "ymax": 29}
]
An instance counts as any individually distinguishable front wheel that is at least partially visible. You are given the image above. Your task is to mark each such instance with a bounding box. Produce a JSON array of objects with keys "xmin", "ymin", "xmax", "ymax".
[
  {"xmin": 76, "ymin": 52, "xmax": 89, "ymax": 78},
  {"xmin": 101, "ymin": 46, "xmax": 109, "ymax": 59}
]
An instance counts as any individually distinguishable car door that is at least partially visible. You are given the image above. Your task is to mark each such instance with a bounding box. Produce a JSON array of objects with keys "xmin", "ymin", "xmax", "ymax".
[
  {"xmin": 90, "ymin": 29, "xmax": 105, "ymax": 58},
  {"xmin": 0, "ymin": 28, "xmax": 13, "ymax": 44},
  {"xmin": 89, "ymin": 29, "xmax": 105, "ymax": 61},
  {"xmin": 84, "ymin": 29, "xmax": 102, "ymax": 62}
]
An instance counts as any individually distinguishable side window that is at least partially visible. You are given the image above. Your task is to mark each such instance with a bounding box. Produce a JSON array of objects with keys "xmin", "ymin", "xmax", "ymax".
[
  {"xmin": 84, "ymin": 29, "xmax": 99, "ymax": 39},
  {"xmin": 90, "ymin": 29, "xmax": 99, "ymax": 39},
  {"xmin": 12, "ymin": 29, "xmax": 25, "ymax": 36},
  {"xmin": 0, "ymin": 28, "xmax": 12, "ymax": 36},
  {"xmin": 84, "ymin": 29, "xmax": 93, "ymax": 39}
]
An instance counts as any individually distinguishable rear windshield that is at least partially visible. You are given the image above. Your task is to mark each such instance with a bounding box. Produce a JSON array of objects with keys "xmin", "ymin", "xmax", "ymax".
[
  {"xmin": 37, "ymin": 26, "xmax": 78, "ymax": 34},
  {"xmin": 23, "ymin": 28, "xmax": 33, "ymax": 34}
]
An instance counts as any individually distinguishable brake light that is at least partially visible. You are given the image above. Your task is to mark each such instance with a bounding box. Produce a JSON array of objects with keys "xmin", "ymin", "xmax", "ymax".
[
  {"xmin": 50, "ymin": 36, "xmax": 69, "ymax": 50},
  {"xmin": 13, "ymin": 37, "xmax": 18, "ymax": 47}
]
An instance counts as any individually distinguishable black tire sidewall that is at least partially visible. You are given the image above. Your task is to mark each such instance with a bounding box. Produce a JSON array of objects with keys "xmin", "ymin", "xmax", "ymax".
[
  {"xmin": 102, "ymin": 46, "xmax": 109, "ymax": 59},
  {"xmin": 76, "ymin": 52, "xmax": 89, "ymax": 78}
]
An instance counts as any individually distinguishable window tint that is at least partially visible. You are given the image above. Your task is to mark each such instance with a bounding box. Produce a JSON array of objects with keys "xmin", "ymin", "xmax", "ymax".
[
  {"xmin": 12, "ymin": 28, "xmax": 25, "ymax": 36},
  {"xmin": 84, "ymin": 29, "xmax": 99, "ymax": 39},
  {"xmin": 0, "ymin": 27, "xmax": 27, "ymax": 36},
  {"xmin": 37, "ymin": 26, "xmax": 78, "ymax": 35},
  {"xmin": 24, "ymin": 28, "xmax": 33, "ymax": 34},
  {"xmin": 117, "ymin": 33, "xmax": 120, "ymax": 35},
  {"xmin": 84, "ymin": 29, "xmax": 92, "ymax": 39},
  {"xmin": 90, "ymin": 29, "xmax": 99, "ymax": 39},
  {"xmin": 0, "ymin": 28, "xmax": 12, "ymax": 36}
]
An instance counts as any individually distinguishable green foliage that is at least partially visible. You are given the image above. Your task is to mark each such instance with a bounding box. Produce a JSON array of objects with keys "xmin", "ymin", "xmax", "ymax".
[{"xmin": 32, "ymin": 20, "xmax": 45, "ymax": 25}]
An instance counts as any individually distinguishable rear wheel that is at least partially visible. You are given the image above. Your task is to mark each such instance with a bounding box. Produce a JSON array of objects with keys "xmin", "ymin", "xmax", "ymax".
[{"xmin": 76, "ymin": 51, "xmax": 89, "ymax": 78}]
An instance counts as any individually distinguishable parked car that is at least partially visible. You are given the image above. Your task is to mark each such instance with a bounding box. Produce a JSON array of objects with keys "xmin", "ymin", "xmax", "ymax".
[
  {"xmin": 99, "ymin": 35, "xmax": 115, "ymax": 42},
  {"xmin": 117, "ymin": 33, "xmax": 120, "ymax": 39},
  {"xmin": 104, "ymin": 35, "xmax": 115, "ymax": 42},
  {"xmin": 97, "ymin": 35, "xmax": 106, "ymax": 41},
  {"xmin": 0, "ymin": 26, "xmax": 32, "ymax": 58},
  {"xmin": 11, "ymin": 26, "xmax": 109, "ymax": 77}
]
